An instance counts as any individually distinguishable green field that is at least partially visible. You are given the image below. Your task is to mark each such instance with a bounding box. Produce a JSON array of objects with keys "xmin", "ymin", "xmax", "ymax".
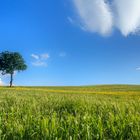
[{"xmin": 0, "ymin": 85, "xmax": 140, "ymax": 140}]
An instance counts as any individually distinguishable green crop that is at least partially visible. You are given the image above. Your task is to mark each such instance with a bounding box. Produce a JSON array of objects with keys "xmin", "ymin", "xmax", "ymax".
[{"xmin": 0, "ymin": 85, "xmax": 139, "ymax": 140}]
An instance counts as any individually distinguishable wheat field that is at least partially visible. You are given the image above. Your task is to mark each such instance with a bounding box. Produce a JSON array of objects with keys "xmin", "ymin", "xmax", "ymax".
[{"xmin": 0, "ymin": 85, "xmax": 140, "ymax": 140}]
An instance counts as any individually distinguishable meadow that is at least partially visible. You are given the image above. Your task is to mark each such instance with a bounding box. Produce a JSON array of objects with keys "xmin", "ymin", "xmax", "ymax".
[{"xmin": 0, "ymin": 85, "xmax": 140, "ymax": 140}]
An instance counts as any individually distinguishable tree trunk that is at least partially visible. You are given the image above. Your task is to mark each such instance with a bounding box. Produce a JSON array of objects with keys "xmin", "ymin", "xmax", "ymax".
[{"xmin": 10, "ymin": 73, "xmax": 13, "ymax": 87}]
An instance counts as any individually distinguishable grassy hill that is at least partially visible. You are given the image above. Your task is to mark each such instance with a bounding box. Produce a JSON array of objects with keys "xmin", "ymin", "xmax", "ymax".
[{"xmin": 0, "ymin": 85, "xmax": 140, "ymax": 139}]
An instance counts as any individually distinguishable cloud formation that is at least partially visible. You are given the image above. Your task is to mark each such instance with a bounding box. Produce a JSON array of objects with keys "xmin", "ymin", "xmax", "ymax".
[
  {"xmin": 73, "ymin": 0, "xmax": 140, "ymax": 36},
  {"xmin": 67, "ymin": 16, "xmax": 75, "ymax": 25},
  {"xmin": 31, "ymin": 54, "xmax": 39, "ymax": 60},
  {"xmin": 31, "ymin": 53, "xmax": 50, "ymax": 67},
  {"xmin": 73, "ymin": 0, "xmax": 113, "ymax": 35},
  {"xmin": 59, "ymin": 52, "xmax": 66, "ymax": 57},
  {"xmin": 136, "ymin": 67, "xmax": 140, "ymax": 71},
  {"xmin": 0, "ymin": 78, "xmax": 4, "ymax": 86}
]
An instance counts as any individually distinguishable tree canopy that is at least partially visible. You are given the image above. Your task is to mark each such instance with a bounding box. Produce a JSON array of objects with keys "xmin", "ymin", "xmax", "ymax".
[{"xmin": 0, "ymin": 51, "xmax": 27, "ymax": 87}]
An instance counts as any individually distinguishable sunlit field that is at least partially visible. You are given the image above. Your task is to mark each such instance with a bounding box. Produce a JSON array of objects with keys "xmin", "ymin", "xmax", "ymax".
[{"xmin": 0, "ymin": 85, "xmax": 140, "ymax": 140}]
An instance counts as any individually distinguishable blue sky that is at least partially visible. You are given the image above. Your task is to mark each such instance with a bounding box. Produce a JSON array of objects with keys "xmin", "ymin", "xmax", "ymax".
[{"xmin": 0, "ymin": 0, "xmax": 140, "ymax": 86}]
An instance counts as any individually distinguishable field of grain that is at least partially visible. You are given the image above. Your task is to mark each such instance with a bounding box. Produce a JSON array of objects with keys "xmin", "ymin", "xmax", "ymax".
[{"xmin": 0, "ymin": 85, "xmax": 140, "ymax": 140}]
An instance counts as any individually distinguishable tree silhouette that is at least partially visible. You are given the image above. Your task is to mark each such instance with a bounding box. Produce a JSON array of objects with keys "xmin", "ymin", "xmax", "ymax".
[{"xmin": 0, "ymin": 51, "xmax": 27, "ymax": 87}]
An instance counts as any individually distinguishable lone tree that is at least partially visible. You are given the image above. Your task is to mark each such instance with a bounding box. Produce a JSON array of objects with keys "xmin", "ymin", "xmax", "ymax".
[{"xmin": 0, "ymin": 51, "xmax": 27, "ymax": 87}]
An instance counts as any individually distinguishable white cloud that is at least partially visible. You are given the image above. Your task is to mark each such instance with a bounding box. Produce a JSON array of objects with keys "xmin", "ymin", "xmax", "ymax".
[
  {"xmin": 113, "ymin": 0, "xmax": 140, "ymax": 36},
  {"xmin": 31, "ymin": 54, "xmax": 39, "ymax": 60},
  {"xmin": 31, "ymin": 53, "xmax": 49, "ymax": 67},
  {"xmin": 73, "ymin": 0, "xmax": 113, "ymax": 35},
  {"xmin": 67, "ymin": 16, "xmax": 75, "ymax": 25},
  {"xmin": 0, "ymin": 72, "xmax": 17, "ymax": 86},
  {"xmin": 0, "ymin": 78, "xmax": 4, "ymax": 86},
  {"xmin": 72, "ymin": 0, "xmax": 140, "ymax": 36},
  {"xmin": 40, "ymin": 53, "xmax": 50, "ymax": 60},
  {"xmin": 32, "ymin": 61, "xmax": 47, "ymax": 67},
  {"xmin": 59, "ymin": 52, "xmax": 66, "ymax": 57},
  {"xmin": 136, "ymin": 67, "xmax": 140, "ymax": 71}
]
